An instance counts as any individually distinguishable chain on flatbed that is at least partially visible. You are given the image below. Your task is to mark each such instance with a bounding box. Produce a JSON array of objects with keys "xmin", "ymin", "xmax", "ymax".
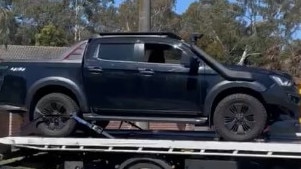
[{"xmin": 1, "ymin": 137, "xmax": 301, "ymax": 159}]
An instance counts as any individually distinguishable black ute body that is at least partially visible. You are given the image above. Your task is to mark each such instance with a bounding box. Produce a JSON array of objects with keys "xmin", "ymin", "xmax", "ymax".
[{"xmin": 0, "ymin": 32, "xmax": 299, "ymax": 126}]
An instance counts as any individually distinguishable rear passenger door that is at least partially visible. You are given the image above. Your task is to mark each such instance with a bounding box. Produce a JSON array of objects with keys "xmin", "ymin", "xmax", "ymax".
[{"xmin": 83, "ymin": 38, "xmax": 147, "ymax": 114}]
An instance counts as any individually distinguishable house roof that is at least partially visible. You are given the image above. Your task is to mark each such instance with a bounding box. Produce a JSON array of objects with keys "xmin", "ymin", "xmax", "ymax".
[{"xmin": 0, "ymin": 45, "xmax": 69, "ymax": 60}]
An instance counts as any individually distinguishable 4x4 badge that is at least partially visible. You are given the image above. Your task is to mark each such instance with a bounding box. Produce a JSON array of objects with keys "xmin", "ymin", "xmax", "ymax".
[{"xmin": 10, "ymin": 67, "xmax": 26, "ymax": 72}]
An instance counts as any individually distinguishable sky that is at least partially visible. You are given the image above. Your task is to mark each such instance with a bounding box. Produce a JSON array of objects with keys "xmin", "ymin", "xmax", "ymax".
[
  {"xmin": 172, "ymin": 0, "xmax": 197, "ymax": 14},
  {"xmin": 114, "ymin": 0, "xmax": 197, "ymax": 14}
]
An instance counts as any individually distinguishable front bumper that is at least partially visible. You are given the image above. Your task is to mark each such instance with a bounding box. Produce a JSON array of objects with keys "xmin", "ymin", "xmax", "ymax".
[{"xmin": 262, "ymin": 83, "xmax": 300, "ymax": 120}]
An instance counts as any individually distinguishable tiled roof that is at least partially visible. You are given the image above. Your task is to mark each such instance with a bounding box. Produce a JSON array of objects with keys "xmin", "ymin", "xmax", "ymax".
[{"xmin": 0, "ymin": 45, "xmax": 69, "ymax": 60}]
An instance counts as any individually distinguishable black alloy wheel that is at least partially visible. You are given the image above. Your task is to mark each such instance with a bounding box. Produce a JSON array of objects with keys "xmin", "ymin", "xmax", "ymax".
[
  {"xmin": 213, "ymin": 94, "xmax": 267, "ymax": 141},
  {"xmin": 34, "ymin": 93, "xmax": 79, "ymax": 137}
]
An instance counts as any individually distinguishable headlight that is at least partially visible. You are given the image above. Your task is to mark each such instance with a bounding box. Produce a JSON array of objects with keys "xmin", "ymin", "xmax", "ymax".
[{"xmin": 270, "ymin": 75, "xmax": 293, "ymax": 87}]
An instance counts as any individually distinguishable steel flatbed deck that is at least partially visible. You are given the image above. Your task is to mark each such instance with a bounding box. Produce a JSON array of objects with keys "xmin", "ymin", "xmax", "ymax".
[
  {"xmin": 1, "ymin": 136, "xmax": 301, "ymax": 159},
  {"xmin": 1, "ymin": 115, "xmax": 301, "ymax": 169}
]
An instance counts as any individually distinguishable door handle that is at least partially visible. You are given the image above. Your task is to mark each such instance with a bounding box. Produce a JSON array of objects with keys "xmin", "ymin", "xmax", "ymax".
[
  {"xmin": 138, "ymin": 68, "xmax": 154, "ymax": 75},
  {"xmin": 88, "ymin": 67, "xmax": 103, "ymax": 73}
]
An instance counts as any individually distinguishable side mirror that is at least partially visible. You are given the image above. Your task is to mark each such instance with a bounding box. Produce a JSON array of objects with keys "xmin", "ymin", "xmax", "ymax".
[
  {"xmin": 181, "ymin": 55, "xmax": 199, "ymax": 72},
  {"xmin": 190, "ymin": 57, "xmax": 199, "ymax": 73}
]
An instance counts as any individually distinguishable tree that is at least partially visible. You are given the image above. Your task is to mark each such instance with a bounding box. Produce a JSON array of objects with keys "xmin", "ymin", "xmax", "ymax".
[
  {"xmin": 116, "ymin": 0, "xmax": 138, "ymax": 31},
  {"xmin": 232, "ymin": 0, "xmax": 301, "ymax": 71},
  {"xmin": 150, "ymin": 0, "xmax": 180, "ymax": 32},
  {"xmin": 12, "ymin": 0, "xmax": 87, "ymax": 44},
  {"xmin": 0, "ymin": 4, "xmax": 17, "ymax": 48},
  {"xmin": 180, "ymin": 0, "xmax": 244, "ymax": 63},
  {"xmin": 0, "ymin": 8, "xmax": 11, "ymax": 47},
  {"xmin": 1, "ymin": 0, "xmax": 301, "ymax": 78},
  {"xmin": 79, "ymin": 0, "xmax": 118, "ymax": 33},
  {"xmin": 35, "ymin": 23, "xmax": 67, "ymax": 46},
  {"xmin": 113, "ymin": 0, "xmax": 180, "ymax": 32}
]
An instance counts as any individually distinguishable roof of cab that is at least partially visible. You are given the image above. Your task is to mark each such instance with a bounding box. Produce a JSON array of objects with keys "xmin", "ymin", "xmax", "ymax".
[{"xmin": 96, "ymin": 32, "xmax": 183, "ymax": 40}]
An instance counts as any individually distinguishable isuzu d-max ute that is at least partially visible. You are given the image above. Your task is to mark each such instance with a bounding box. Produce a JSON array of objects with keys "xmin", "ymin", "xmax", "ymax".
[{"xmin": 0, "ymin": 32, "xmax": 299, "ymax": 141}]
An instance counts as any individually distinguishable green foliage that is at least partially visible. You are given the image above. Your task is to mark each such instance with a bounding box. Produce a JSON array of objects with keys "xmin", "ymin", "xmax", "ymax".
[
  {"xmin": 35, "ymin": 23, "xmax": 67, "ymax": 46},
  {"xmin": 0, "ymin": 0, "xmax": 301, "ymax": 77},
  {"xmin": 178, "ymin": 0, "xmax": 301, "ymax": 77},
  {"xmin": 14, "ymin": 25, "xmax": 37, "ymax": 45},
  {"xmin": 180, "ymin": 0, "xmax": 243, "ymax": 63},
  {"xmin": 100, "ymin": 0, "xmax": 179, "ymax": 32},
  {"xmin": 0, "ymin": 7, "xmax": 17, "ymax": 48},
  {"xmin": 117, "ymin": 0, "xmax": 138, "ymax": 31},
  {"xmin": 201, "ymin": 37, "xmax": 225, "ymax": 61}
]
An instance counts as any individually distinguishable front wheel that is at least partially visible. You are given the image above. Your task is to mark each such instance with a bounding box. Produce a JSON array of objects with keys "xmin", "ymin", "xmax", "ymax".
[
  {"xmin": 126, "ymin": 162, "xmax": 164, "ymax": 169},
  {"xmin": 213, "ymin": 94, "xmax": 267, "ymax": 141},
  {"xmin": 33, "ymin": 93, "xmax": 79, "ymax": 137}
]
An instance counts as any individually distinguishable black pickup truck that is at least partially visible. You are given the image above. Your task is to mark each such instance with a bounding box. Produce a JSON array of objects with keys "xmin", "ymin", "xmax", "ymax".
[{"xmin": 0, "ymin": 32, "xmax": 299, "ymax": 141}]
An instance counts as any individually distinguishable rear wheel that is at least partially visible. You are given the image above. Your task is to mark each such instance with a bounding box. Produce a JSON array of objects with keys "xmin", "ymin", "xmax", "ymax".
[
  {"xmin": 33, "ymin": 93, "xmax": 79, "ymax": 137},
  {"xmin": 213, "ymin": 94, "xmax": 267, "ymax": 141}
]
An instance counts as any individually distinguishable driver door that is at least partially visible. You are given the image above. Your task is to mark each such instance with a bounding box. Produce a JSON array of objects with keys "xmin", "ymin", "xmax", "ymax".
[{"xmin": 136, "ymin": 41, "xmax": 202, "ymax": 117}]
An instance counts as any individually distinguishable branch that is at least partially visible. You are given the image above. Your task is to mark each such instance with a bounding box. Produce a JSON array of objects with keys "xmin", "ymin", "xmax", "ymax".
[
  {"xmin": 237, "ymin": 47, "xmax": 249, "ymax": 65},
  {"xmin": 237, "ymin": 45, "xmax": 261, "ymax": 65}
]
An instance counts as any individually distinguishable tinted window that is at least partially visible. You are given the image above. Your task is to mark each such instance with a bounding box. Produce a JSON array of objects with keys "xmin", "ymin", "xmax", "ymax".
[
  {"xmin": 144, "ymin": 43, "xmax": 182, "ymax": 64},
  {"xmin": 98, "ymin": 43, "xmax": 136, "ymax": 61}
]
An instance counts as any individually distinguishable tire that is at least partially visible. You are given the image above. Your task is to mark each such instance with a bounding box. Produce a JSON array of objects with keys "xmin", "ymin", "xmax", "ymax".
[
  {"xmin": 213, "ymin": 94, "xmax": 267, "ymax": 141},
  {"xmin": 33, "ymin": 93, "xmax": 79, "ymax": 137},
  {"xmin": 120, "ymin": 158, "xmax": 172, "ymax": 169},
  {"xmin": 127, "ymin": 162, "xmax": 164, "ymax": 169}
]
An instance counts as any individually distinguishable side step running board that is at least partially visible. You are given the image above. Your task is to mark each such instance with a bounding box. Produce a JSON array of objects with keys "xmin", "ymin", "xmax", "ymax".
[{"xmin": 83, "ymin": 113, "xmax": 208, "ymax": 124}]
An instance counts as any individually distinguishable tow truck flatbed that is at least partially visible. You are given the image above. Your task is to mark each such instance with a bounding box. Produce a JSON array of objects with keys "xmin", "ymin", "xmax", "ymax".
[
  {"xmin": 1, "ymin": 136, "xmax": 301, "ymax": 159},
  {"xmin": 1, "ymin": 115, "xmax": 301, "ymax": 169}
]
